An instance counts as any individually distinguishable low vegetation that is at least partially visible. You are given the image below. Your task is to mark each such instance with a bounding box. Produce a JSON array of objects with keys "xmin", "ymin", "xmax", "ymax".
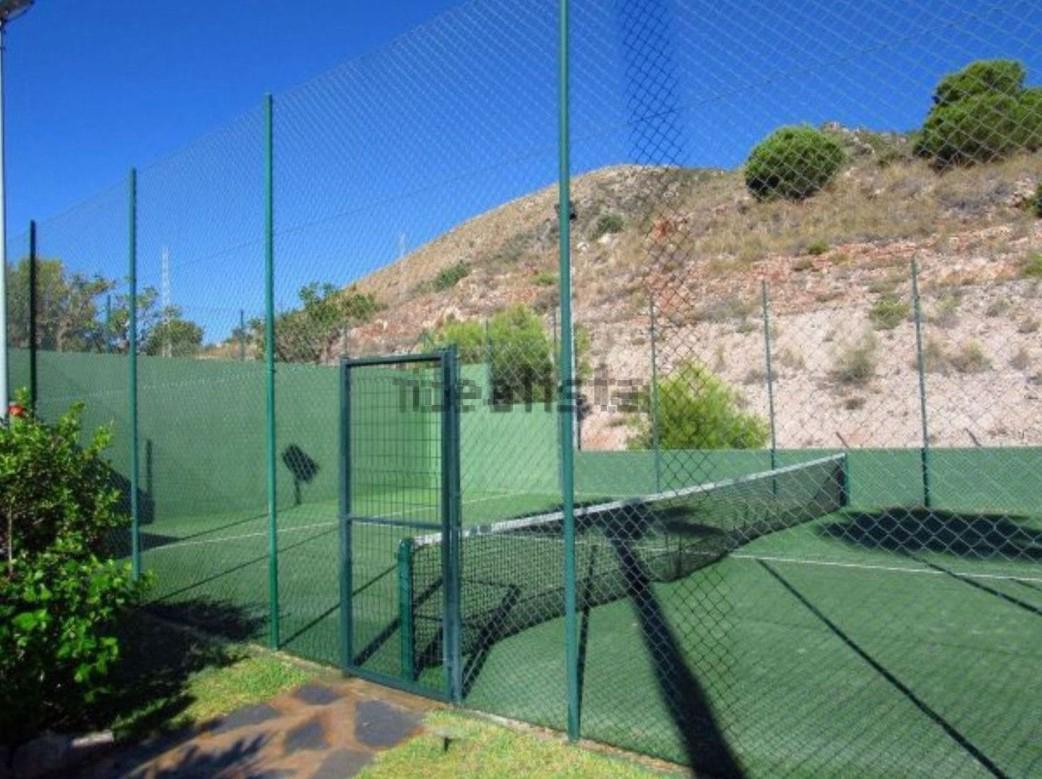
[
  {"xmin": 869, "ymin": 294, "xmax": 910, "ymax": 330},
  {"xmin": 1, "ymin": 397, "xmax": 149, "ymax": 745},
  {"xmin": 433, "ymin": 262, "xmax": 470, "ymax": 292},
  {"xmin": 745, "ymin": 125, "xmax": 845, "ymax": 201},
  {"xmin": 832, "ymin": 332, "xmax": 879, "ymax": 384},
  {"xmin": 628, "ymin": 361, "xmax": 769, "ymax": 450}
]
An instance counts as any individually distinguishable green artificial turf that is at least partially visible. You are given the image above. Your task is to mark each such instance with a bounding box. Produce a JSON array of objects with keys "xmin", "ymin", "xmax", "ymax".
[{"xmin": 135, "ymin": 482, "xmax": 1042, "ymax": 778}]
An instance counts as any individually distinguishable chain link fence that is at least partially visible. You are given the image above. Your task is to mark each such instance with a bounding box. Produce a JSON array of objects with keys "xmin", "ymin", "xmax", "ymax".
[{"xmin": 4, "ymin": 0, "xmax": 1042, "ymax": 775}]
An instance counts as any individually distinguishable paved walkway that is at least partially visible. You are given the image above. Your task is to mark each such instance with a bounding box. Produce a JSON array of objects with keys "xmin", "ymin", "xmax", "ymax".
[{"xmin": 78, "ymin": 679, "xmax": 434, "ymax": 779}]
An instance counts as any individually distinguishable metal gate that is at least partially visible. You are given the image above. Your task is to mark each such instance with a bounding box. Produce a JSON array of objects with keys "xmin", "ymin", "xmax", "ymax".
[{"xmin": 338, "ymin": 351, "xmax": 461, "ymax": 700}]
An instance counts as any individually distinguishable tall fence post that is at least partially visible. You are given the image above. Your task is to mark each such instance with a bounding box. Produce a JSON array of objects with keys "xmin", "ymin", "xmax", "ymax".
[
  {"xmin": 239, "ymin": 309, "xmax": 246, "ymax": 361},
  {"xmin": 128, "ymin": 169, "xmax": 141, "ymax": 580},
  {"xmin": 105, "ymin": 295, "xmax": 112, "ymax": 353},
  {"xmin": 911, "ymin": 259, "xmax": 932, "ymax": 508},
  {"xmin": 264, "ymin": 94, "xmax": 280, "ymax": 649},
  {"xmin": 557, "ymin": 0, "xmax": 580, "ymax": 742},
  {"xmin": 648, "ymin": 296, "xmax": 662, "ymax": 492},
  {"xmin": 27, "ymin": 221, "xmax": 37, "ymax": 408},
  {"xmin": 761, "ymin": 280, "xmax": 778, "ymax": 474}
]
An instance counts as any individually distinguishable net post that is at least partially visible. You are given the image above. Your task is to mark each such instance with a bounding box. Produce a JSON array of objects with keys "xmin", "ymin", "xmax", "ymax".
[
  {"xmin": 761, "ymin": 280, "xmax": 778, "ymax": 480},
  {"xmin": 397, "ymin": 538, "xmax": 416, "ymax": 681},
  {"xmin": 910, "ymin": 259, "xmax": 932, "ymax": 509},
  {"xmin": 239, "ymin": 309, "xmax": 246, "ymax": 361},
  {"xmin": 557, "ymin": 0, "xmax": 580, "ymax": 742},
  {"xmin": 128, "ymin": 168, "xmax": 141, "ymax": 581},
  {"xmin": 27, "ymin": 220, "xmax": 36, "ymax": 408},
  {"xmin": 264, "ymin": 93, "xmax": 280, "ymax": 649},
  {"xmin": 648, "ymin": 295, "xmax": 662, "ymax": 492},
  {"xmin": 338, "ymin": 358, "xmax": 353, "ymax": 672},
  {"xmin": 105, "ymin": 294, "xmax": 112, "ymax": 354}
]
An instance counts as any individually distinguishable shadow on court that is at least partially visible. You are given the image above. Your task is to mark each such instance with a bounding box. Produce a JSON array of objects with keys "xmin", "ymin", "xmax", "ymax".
[
  {"xmin": 607, "ymin": 532, "xmax": 745, "ymax": 779},
  {"xmin": 820, "ymin": 508, "xmax": 1042, "ymax": 561}
]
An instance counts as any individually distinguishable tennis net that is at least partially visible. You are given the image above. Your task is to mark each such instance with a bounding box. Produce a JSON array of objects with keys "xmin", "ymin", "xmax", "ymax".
[{"xmin": 397, "ymin": 453, "xmax": 848, "ymax": 677}]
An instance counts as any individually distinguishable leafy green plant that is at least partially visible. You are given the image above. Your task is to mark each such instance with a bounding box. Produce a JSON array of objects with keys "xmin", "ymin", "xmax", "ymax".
[
  {"xmin": 1033, "ymin": 180, "xmax": 1042, "ymax": 218},
  {"xmin": 590, "ymin": 213, "xmax": 625, "ymax": 241},
  {"xmin": 627, "ymin": 362, "xmax": 769, "ymax": 450},
  {"xmin": 869, "ymin": 294, "xmax": 910, "ymax": 330},
  {"xmin": 916, "ymin": 60, "xmax": 1042, "ymax": 167},
  {"xmin": 832, "ymin": 332, "xmax": 879, "ymax": 384},
  {"xmin": 807, "ymin": 240, "xmax": 830, "ymax": 256},
  {"xmin": 1, "ymin": 397, "xmax": 148, "ymax": 744},
  {"xmin": 532, "ymin": 271, "xmax": 556, "ymax": 287},
  {"xmin": 433, "ymin": 262, "xmax": 470, "ymax": 292},
  {"xmin": 745, "ymin": 125, "xmax": 845, "ymax": 201}
]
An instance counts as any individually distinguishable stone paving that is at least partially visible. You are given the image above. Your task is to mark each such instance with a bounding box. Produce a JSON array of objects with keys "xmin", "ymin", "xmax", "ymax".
[{"xmin": 77, "ymin": 678, "xmax": 434, "ymax": 779}]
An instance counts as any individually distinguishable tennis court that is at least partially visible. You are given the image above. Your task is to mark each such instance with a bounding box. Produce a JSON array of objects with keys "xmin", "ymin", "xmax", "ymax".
[{"xmin": 135, "ymin": 387, "xmax": 1042, "ymax": 778}]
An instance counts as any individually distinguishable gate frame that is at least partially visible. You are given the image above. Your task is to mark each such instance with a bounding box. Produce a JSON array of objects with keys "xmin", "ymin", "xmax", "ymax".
[{"xmin": 338, "ymin": 349, "xmax": 462, "ymax": 701}]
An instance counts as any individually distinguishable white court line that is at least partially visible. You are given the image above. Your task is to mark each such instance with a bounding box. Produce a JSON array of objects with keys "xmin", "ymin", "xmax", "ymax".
[
  {"xmin": 143, "ymin": 490, "xmax": 536, "ymax": 554},
  {"xmin": 732, "ymin": 553, "xmax": 1042, "ymax": 586}
]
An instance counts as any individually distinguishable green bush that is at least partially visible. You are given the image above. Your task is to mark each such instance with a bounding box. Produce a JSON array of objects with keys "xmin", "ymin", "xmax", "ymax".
[
  {"xmin": 1033, "ymin": 181, "xmax": 1042, "ymax": 218},
  {"xmin": 590, "ymin": 213, "xmax": 624, "ymax": 241},
  {"xmin": 1023, "ymin": 252, "xmax": 1042, "ymax": 278},
  {"xmin": 869, "ymin": 294, "xmax": 910, "ymax": 330},
  {"xmin": 745, "ymin": 125, "xmax": 845, "ymax": 201},
  {"xmin": 627, "ymin": 362, "xmax": 769, "ymax": 450},
  {"xmin": 933, "ymin": 60, "xmax": 1026, "ymax": 107},
  {"xmin": 916, "ymin": 59, "xmax": 1042, "ymax": 167},
  {"xmin": 433, "ymin": 262, "xmax": 470, "ymax": 292},
  {"xmin": 0, "ymin": 397, "xmax": 147, "ymax": 744},
  {"xmin": 807, "ymin": 240, "xmax": 830, "ymax": 256}
]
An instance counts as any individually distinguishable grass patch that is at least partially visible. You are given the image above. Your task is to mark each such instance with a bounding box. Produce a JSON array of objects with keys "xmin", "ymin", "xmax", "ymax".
[
  {"xmin": 1022, "ymin": 252, "xmax": 1042, "ymax": 278},
  {"xmin": 832, "ymin": 332, "xmax": 879, "ymax": 384},
  {"xmin": 533, "ymin": 271, "xmax": 556, "ymax": 287},
  {"xmin": 358, "ymin": 710, "xmax": 675, "ymax": 779},
  {"xmin": 591, "ymin": 212, "xmax": 625, "ymax": 241},
  {"xmin": 869, "ymin": 294, "xmax": 910, "ymax": 329},
  {"xmin": 948, "ymin": 340, "xmax": 992, "ymax": 374},
  {"xmin": 806, "ymin": 239, "xmax": 830, "ymax": 256}
]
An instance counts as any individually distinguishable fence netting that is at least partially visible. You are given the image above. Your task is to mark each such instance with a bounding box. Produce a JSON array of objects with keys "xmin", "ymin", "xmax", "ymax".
[{"xmin": 4, "ymin": 0, "xmax": 1041, "ymax": 775}]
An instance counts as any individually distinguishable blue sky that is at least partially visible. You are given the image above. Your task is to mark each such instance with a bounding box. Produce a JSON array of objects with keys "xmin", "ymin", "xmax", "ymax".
[{"xmin": 6, "ymin": 0, "xmax": 1041, "ymax": 342}]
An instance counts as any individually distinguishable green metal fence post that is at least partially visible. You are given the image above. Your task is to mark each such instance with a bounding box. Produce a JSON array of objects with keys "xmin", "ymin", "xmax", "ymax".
[
  {"xmin": 239, "ymin": 309, "xmax": 246, "ymax": 361},
  {"xmin": 557, "ymin": 0, "xmax": 580, "ymax": 742},
  {"xmin": 648, "ymin": 296, "xmax": 662, "ymax": 492},
  {"xmin": 264, "ymin": 94, "xmax": 280, "ymax": 648},
  {"xmin": 761, "ymin": 280, "xmax": 778, "ymax": 475},
  {"xmin": 440, "ymin": 346, "xmax": 462, "ymax": 702},
  {"xmin": 105, "ymin": 295, "xmax": 112, "ymax": 354},
  {"xmin": 338, "ymin": 359, "xmax": 353, "ymax": 672},
  {"xmin": 27, "ymin": 221, "xmax": 36, "ymax": 408},
  {"xmin": 911, "ymin": 259, "xmax": 932, "ymax": 508},
  {"xmin": 128, "ymin": 169, "xmax": 141, "ymax": 580}
]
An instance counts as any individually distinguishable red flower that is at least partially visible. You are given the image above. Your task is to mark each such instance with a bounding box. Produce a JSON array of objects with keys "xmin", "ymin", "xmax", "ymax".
[{"xmin": 8, "ymin": 403, "xmax": 26, "ymax": 418}]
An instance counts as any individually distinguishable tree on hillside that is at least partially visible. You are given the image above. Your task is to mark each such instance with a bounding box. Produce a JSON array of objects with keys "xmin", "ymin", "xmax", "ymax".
[
  {"xmin": 4, "ymin": 258, "xmax": 114, "ymax": 352},
  {"xmin": 250, "ymin": 282, "xmax": 381, "ymax": 363},
  {"xmin": 428, "ymin": 305, "xmax": 594, "ymax": 408},
  {"xmin": 627, "ymin": 361, "xmax": 769, "ymax": 450},
  {"xmin": 916, "ymin": 59, "xmax": 1042, "ymax": 167}
]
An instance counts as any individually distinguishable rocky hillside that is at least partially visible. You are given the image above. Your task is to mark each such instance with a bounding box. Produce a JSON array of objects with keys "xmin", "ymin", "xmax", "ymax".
[{"xmin": 346, "ymin": 126, "xmax": 1042, "ymax": 451}]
